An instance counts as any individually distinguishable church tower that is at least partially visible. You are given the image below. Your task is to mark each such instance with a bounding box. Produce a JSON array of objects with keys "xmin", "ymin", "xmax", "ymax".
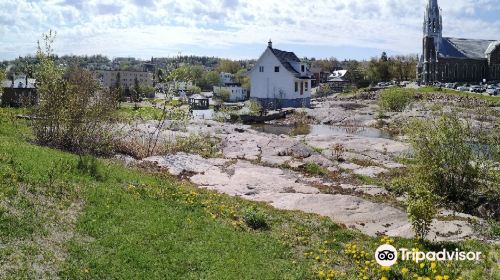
[
  {"xmin": 421, "ymin": 0, "xmax": 442, "ymax": 84},
  {"xmin": 423, "ymin": 0, "xmax": 443, "ymax": 45}
]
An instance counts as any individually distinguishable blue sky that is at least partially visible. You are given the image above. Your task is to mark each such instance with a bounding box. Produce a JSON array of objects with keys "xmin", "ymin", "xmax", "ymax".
[{"xmin": 0, "ymin": 0, "xmax": 498, "ymax": 61}]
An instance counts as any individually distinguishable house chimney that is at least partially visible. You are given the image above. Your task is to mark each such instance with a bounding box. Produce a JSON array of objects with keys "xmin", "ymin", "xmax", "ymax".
[{"xmin": 268, "ymin": 39, "xmax": 272, "ymax": 48}]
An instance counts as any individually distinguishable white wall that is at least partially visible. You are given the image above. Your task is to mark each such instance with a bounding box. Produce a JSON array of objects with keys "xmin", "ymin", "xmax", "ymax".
[
  {"xmin": 250, "ymin": 48, "xmax": 311, "ymax": 100},
  {"xmin": 214, "ymin": 85, "xmax": 247, "ymax": 102}
]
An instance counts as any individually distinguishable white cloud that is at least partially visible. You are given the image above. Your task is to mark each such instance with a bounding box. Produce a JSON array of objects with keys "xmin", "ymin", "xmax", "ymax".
[{"xmin": 0, "ymin": 0, "xmax": 498, "ymax": 60}]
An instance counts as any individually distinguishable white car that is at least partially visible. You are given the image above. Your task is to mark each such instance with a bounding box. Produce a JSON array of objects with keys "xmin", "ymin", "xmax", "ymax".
[
  {"xmin": 457, "ymin": 86, "xmax": 469, "ymax": 92},
  {"xmin": 486, "ymin": 87, "xmax": 500, "ymax": 96}
]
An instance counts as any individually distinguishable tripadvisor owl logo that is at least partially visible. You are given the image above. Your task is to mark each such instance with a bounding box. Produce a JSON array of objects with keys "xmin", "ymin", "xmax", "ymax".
[
  {"xmin": 374, "ymin": 244, "xmax": 483, "ymax": 267},
  {"xmin": 375, "ymin": 244, "xmax": 398, "ymax": 266}
]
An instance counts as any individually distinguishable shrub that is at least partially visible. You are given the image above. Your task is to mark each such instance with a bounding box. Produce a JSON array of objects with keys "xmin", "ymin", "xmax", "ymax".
[
  {"xmin": 247, "ymin": 99, "xmax": 262, "ymax": 116},
  {"xmin": 243, "ymin": 207, "xmax": 269, "ymax": 230},
  {"xmin": 214, "ymin": 88, "xmax": 230, "ymax": 102},
  {"xmin": 378, "ymin": 88, "xmax": 414, "ymax": 112},
  {"xmin": 404, "ymin": 113, "xmax": 496, "ymax": 215},
  {"xmin": 32, "ymin": 32, "xmax": 118, "ymax": 156},
  {"xmin": 332, "ymin": 143, "xmax": 346, "ymax": 162},
  {"xmin": 406, "ymin": 183, "xmax": 437, "ymax": 240}
]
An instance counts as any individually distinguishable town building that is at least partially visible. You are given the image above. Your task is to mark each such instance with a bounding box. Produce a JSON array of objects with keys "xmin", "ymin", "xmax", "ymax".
[
  {"xmin": 95, "ymin": 70, "xmax": 154, "ymax": 89},
  {"xmin": 417, "ymin": 0, "xmax": 500, "ymax": 84},
  {"xmin": 249, "ymin": 41, "xmax": 312, "ymax": 109},
  {"xmin": 219, "ymin": 72, "xmax": 235, "ymax": 85},
  {"xmin": 213, "ymin": 83, "xmax": 247, "ymax": 102},
  {"xmin": 1, "ymin": 75, "xmax": 37, "ymax": 107},
  {"xmin": 310, "ymin": 65, "xmax": 330, "ymax": 87},
  {"xmin": 213, "ymin": 72, "xmax": 248, "ymax": 102}
]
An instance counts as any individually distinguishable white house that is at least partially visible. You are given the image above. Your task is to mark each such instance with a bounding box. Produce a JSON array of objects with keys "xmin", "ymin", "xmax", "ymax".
[
  {"xmin": 249, "ymin": 40, "xmax": 312, "ymax": 109},
  {"xmin": 219, "ymin": 72, "xmax": 234, "ymax": 85},
  {"xmin": 213, "ymin": 83, "xmax": 247, "ymax": 102},
  {"xmin": 213, "ymin": 72, "xmax": 247, "ymax": 102}
]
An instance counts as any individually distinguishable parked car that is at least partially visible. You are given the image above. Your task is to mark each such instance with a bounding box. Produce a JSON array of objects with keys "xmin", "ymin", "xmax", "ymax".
[
  {"xmin": 486, "ymin": 87, "xmax": 500, "ymax": 96},
  {"xmin": 457, "ymin": 85, "xmax": 469, "ymax": 92},
  {"xmin": 444, "ymin": 83, "xmax": 456, "ymax": 89},
  {"xmin": 468, "ymin": 85, "xmax": 483, "ymax": 93}
]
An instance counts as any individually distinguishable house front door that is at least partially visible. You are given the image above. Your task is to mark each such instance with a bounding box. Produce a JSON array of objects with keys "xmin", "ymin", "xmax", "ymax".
[{"xmin": 300, "ymin": 82, "xmax": 303, "ymax": 95}]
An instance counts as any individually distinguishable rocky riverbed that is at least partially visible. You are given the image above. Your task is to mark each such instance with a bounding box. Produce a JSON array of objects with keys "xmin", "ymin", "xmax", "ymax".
[{"xmin": 116, "ymin": 93, "xmax": 499, "ymax": 242}]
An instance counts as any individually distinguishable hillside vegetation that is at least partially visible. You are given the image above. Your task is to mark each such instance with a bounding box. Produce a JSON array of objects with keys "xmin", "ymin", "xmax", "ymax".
[{"xmin": 1, "ymin": 108, "xmax": 499, "ymax": 279}]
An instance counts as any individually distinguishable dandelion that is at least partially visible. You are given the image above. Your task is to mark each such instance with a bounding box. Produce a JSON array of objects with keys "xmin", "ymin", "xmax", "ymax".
[
  {"xmin": 431, "ymin": 262, "xmax": 437, "ymax": 270},
  {"xmin": 317, "ymin": 270, "xmax": 326, "ymax": 278},
  {"xmin": 420, "ymin": 263, "xmax": 425, "ymax": 269},
  {"xmin": 401, "ymin": 267, "xmax": 409, "ymax": 274},
  {"xmin": 381, "ymin": 277, "xmax": 388, "ymax": 280},
  {"xmin": 435, "ymin": 276, "xmax": 443, "ymax": 280}
]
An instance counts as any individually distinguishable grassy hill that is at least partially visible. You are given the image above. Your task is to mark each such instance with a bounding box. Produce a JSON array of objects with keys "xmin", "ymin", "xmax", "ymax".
[{"xmin": 0, "ymin": 108, "xmax": 498, "ymax": 279}]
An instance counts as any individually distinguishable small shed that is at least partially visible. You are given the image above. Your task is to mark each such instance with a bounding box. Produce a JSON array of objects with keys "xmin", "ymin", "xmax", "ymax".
[{"xmin": 188, "ymin": 94, "xmax": 209, "ymax": 110}]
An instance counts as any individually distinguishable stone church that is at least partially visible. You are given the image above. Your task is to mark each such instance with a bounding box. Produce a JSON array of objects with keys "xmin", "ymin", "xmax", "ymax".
[{"xmin": 417, "ymin": 0, "xmax": 500, "ymax": 84}]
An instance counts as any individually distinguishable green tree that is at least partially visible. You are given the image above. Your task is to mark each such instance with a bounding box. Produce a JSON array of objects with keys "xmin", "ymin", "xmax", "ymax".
[
  {"xmin": 235, "ymin": 69, "xmax": 250, "ymax": 90},
  {"xmin": 217, "ymin": 59, "xmax": 241, "ymax": 74},
  {"xmin": 200, "ymin": 71, "xmax": 220, "ymax": 90},
  {"xmin": 132, "ymin": 77, "xmax": 141, "ymax": 102},
  {"xmin": 157, "ymin": 69, "xmax": 165, "ymax": 83},
  {"xmin": 33, "ymin": 31, "xmax": 118, "ymax": 155},
  {"xmin": 214, "ymin": 88, "xmax": 230, "ymax": 102}
]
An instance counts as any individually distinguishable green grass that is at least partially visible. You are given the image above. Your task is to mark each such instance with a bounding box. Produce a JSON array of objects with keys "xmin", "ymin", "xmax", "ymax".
[
  {"xmin": 303, "ymin": 162, "xmax": 327, "ymax": 175},
  {"xmin": 1, "ymin": 107, "xmax": 499, "ymax": 279},
  {"xmin": 115, "ymin": 105, "xmax": 165, "ymax": 121},
  {"xmin": 415, "ymin": 86, "xmax": 500, "ymax": 106}
]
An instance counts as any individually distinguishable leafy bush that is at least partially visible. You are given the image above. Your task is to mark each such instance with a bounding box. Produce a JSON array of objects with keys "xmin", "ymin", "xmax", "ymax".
[
  {"xmin": 32, "ymin": 32, "xmax": 118, "ymax": 156},
  {"xmin": 378, "ymin": 88, "xmax": 415, "ymax": 112},
  {"xmin": 247, "ymin": 99, "xmax": 262, "ymax": 116},
  {"xmin": 404, "ymin": 113, "xmax": 497, "ymax": 216},
  {"xmin": 406, "ymin": 183, "xmax": 437, "ymax": 240},
  {"xmin": 243, "ymin": 207, "xmax": 269, "ymax": 230}
]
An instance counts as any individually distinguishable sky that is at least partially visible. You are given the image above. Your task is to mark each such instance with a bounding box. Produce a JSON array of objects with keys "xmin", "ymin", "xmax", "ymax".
[{"xmin": 0, "ymin": 0, "xmax": 499, "ymax": 61}]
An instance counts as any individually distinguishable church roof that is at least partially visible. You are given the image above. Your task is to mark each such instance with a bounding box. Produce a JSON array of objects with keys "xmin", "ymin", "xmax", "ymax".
[
  {"xmin": 486, "ymin": 41, "xmax": 500, "ymax": 55},
  {"xmin": 439, "ymin": 37, "xmax": 495, "ymax": 59},
  {"xmin": 270, "ymin": 48, "xmax": 301, "ymax": 75}
]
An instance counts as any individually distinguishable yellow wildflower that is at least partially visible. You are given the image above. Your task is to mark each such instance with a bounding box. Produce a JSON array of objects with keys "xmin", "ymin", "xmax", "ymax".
[{"xmin": 401, "ymin": 267, "xmax": 409, "ymax": 274}]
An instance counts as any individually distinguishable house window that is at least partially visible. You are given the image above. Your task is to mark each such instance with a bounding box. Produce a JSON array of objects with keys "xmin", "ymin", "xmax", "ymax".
[
  {"xmin": 305, "ymin": 81, "xmax": 308, "ymax": 91},
  {"xmin": 259, "ymin": 66, "xmax": 264, "ymax": 72},
  {"xmin": 275, "ymin": 66, "xmax": 280, "ymax": 72},
  {"xmin": 301, "ymin": 65, "xmax": 305, "ymax": 72},
  {"xmin": 295, "ymin": 82, "xmax": 298, "ymax": 92}
]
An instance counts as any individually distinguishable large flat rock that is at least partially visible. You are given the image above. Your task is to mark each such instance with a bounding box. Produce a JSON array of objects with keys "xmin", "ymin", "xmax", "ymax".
[{"xmin": 143, "ymin": 153, "xmax": 481, "ymax": 242}]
